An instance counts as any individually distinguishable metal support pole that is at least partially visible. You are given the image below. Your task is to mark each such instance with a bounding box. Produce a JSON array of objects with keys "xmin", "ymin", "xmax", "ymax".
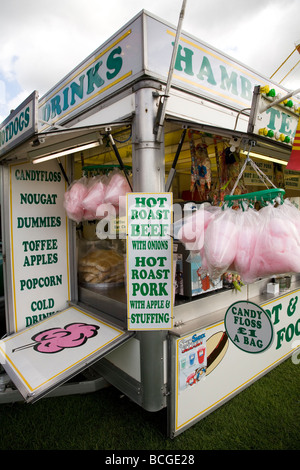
[
  {"xmin": 132, "ymin": 82, "xmax": 167, "ymax": 411},
  {"xmin": 154, "ymin": 0, "xmax": 187, "ymax": 142},
  {"xmin": 132, "ymin": 83, "xmax": 165, "ymax": 192},
  {"xmin": 259, "ymin": 87, "xmax": 300, "ymax": 113},
  {"xmin": 270, "ymin": 46, "xmax": 298, "ymax": 79}
]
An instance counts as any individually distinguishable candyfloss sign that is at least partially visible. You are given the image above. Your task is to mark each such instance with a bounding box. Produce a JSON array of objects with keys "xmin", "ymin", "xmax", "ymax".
[
  {"xmin": 127, "ymin": 193, "xmax": 173, "ymax": 330},
  {"xmin": 225, "ymin": 301, "xmax": 274, "ymax": 353},
  {"xmin": 7, "ymin": 159, "xmax": 70, "ymax": 332}
]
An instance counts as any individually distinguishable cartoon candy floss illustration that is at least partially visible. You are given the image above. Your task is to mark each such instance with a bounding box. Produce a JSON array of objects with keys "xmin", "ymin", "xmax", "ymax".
[{"xmin": 12, "ymin": 322, "xmax": 100, "ymax": 354}]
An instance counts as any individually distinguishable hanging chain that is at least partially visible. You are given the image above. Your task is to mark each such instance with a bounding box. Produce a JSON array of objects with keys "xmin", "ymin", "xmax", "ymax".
[{"xmin": 230, "ymin": 140, "xmax": 276, "ymax": 196}]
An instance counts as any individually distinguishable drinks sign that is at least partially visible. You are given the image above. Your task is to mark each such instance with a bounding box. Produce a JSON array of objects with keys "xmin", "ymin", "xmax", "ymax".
[
  {"xmin": 126, "ymin": 193, "xmax": 173, "ymax": 330},
  {"xmin": 224, "ymin": 301, "xmax": 274, "ymax": 353}
]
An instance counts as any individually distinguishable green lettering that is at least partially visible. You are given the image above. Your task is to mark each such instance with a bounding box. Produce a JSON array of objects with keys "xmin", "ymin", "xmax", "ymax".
[
  {"xmin": 19, "ymin": 112, "xmax": 24, "ymax": 131},
  {"xmin": 279, "ymin": 112, "xmax": 293, "ymax": 136},
  {"xmin": 174, "ymin": 44, "xmax": 194, "ymax": 76},
  {"xmin": 131, "ymin": 269, "xmax": 139, "ymax": 279},
  {"xmin": 50, "ymin": 96, "xmax": 62, "ymax": 119},
  {"xmin": 265, "ymin": 107, "xmax": 281, "ymax": 131},
  {"xmin": 106, "ymin": 47, "xmax": 123, "ymax": 80},
  {"xmin": 276, "ymin": 327, "xmax": 285, "ymax": 349},
  {"xmin": 287, "ymin": 297, "xmax": 298, "ymax": 317},
  {"xmin": 70, "ymin": 75, "xmax": 85, "ymax": 105},
  {"xmin": 86, "ymin": 62, "xmax": 104, "ymax": 94},
  {"xmin": 240, "ymin": 76, "xmax": 252, "ymax": 101},
  {"xmin": 25, "ymin": 108, "xmax": 30, "ymax": 128},
  {"xmin": 220, "ymin": 66, "xmax": 238, "ymax": 95},
  {"xmin": 266, "ymin": 303, "xmax": 282, "ymax": 325},
  {"xmin": 197, "ymin": 56, "xmax": 217, "ymax": 85},
  {"xmin": 62, "ymin": 87, "xmax": 69, "ymax": 111},
  {"xmin": 42, "ymin": 103, "xmax": 50, "ymax": 122}
]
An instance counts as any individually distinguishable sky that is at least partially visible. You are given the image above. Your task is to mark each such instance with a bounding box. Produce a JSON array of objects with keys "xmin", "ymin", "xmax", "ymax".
[{"xmin": 0, "ymin": 0, "xmax": 300, "ymax": 123}]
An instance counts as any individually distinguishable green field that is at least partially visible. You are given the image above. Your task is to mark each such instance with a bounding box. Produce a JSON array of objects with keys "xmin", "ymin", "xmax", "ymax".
[{"xmin": 0, "ymin": 356, "xmax": 299, "ymax": 451}]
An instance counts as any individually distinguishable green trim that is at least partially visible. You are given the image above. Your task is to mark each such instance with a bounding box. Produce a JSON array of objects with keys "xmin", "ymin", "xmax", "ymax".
[{"xmin": 223, "ymin": 188, "xmax": 285, "ymax": 207}]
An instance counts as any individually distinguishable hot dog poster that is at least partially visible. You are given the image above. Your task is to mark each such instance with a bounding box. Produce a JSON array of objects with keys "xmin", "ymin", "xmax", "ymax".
[
  {"xmin": 177, "ymin": 330, "xmax": 228, "ymax": 393},
  {"xmin": 0, "ymin": 307, "xmax": 127, "ymax": 401},
  {"xmin": 173, "ymin": 290, "xmax": 300, "ymax": 436}
]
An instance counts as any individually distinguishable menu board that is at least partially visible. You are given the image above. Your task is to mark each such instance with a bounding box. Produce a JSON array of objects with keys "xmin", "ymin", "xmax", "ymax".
[
  {"xmin": 284, "ymin": 170, "xmax": 300, "ymax": 190},
  {"xmin": 7, "ymin": 159, "xmax": 70, "ymax": 332},
  {"xmin": 127, "ymin": 193, "xmax": 173, "ymax": 330},
  {"xmin": 243, "ymin": 160, "xmax": 274, "ymax": 186}
]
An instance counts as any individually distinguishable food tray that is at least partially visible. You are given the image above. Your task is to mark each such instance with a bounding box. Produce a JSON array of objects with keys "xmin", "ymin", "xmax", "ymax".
[{"xmin": 81, "ymin": 281, "xmax": 124, "ymax": 289}]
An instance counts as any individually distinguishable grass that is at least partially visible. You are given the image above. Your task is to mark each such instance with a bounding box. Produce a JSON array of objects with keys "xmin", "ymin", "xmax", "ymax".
[{"xmin": 0, "ymin": 357, "xmax": 299, "ymax": 451}]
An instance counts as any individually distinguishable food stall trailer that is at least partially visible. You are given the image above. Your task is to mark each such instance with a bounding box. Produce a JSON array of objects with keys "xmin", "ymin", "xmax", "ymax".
[{"xmin": 0, "ymin": 10, "xmax": 300, "ymax": 438}]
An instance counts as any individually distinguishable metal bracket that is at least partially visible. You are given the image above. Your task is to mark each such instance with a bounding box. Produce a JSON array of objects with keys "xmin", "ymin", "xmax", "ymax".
[
  {"xmin": 39, "ymin": 119, "xmax": 67, "ymax": 130},
  {"xmin": 153, "ymin": 0, "xmax": 187, "ymax": 142},
  {"xmin": 107, "ymin": 132, "xmax": 133, "ymax": 191},
  {"xmin": 165, "ymin": 127, "xmax": 187, "ymax": 192}
]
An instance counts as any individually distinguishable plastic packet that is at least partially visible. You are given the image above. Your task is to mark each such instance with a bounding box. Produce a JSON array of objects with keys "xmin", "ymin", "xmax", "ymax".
[
  {"xmin": 63, "ymin": 177, "xmax": 89, "ymax": 223},
  {"xmin": 104, "ymin": 169, "xmax": 132, "ymax": 208},
  {"xmin": 203, "ymin": 207, "xmax": 239, "ymax": 280},
  {"xmin": 175, "ymin": 205, "xmax": 220, "ymax": 252},
  {"xmin": 246, "ymin": 201, "xmax": 300, "ymax": 282},
  {"xmin": 82, "ymin": 175, "xmax": 107, "ymax": 220},
  {"xmin": 277, "ymin": 198, "xmax": 300, "ymax": 236},
  {"xmin": 232, "ymin": 207, "xmax": 260, "ymax": 283}
]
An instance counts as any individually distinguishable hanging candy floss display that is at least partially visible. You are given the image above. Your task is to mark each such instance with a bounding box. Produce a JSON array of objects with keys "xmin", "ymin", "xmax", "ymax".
[
  {"xmin": 244, "ymin": 201, "xmax": 300, "ymax": 283},
  {"xmin": 176, "ymin": 206, "xmax": 220, "ymax": 252},
  {"xmin": 64, "ymin": 170, "xmax": 132, "ymax": 223},
  {"xmin": 207, "ymin": 199, "xmax": 300, "ymax": 283},
  {"xmin": 63, "ymin": 177, "xmax": 89, "ymax": 223},
  {"xmin": 178, "ymin": 139, "xmax": 300, "ymax": 284},
  {"xmin": 277, "ymin": 198, "xmax": 300, "ymax": 233},
  {"xmin": 175, "ymin": 205, "xmax": 239, "ymax": 279},
  {"xmin": 82, "ymin": 175, "xmax": 107, "ymax": 220},
  {"xmin": 103, "ymin": 170, "xmax": 132, "ymax": 211},
  {"xmin": 203, "ymin": 208, "xmax": 239, "ymax": 280},
  {"xmin": 176, "ymin": 197, "xmax": 300, "ymax": 284},
  {"xmin": 232, "ymin": 207, "xmax": 259, "ymax": 282},
  {"xmin": 97, "ymin": 170, "xmax": 132, "ymax": 218}
]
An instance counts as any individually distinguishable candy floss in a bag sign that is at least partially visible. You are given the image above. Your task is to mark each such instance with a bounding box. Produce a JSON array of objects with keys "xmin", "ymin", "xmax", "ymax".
[
  {"xmin": 224, "ymin": 301, "xmax": 274, "ymax": 353},
  {"xmin": 127, "ymin": 193, "xmax": 173, "ymax": 330}
]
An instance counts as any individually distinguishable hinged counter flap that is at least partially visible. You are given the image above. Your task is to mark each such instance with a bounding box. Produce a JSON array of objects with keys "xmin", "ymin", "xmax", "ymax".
[{"xmin": 0, "ymin": 306, "xmax": 133, "ymax": 403}]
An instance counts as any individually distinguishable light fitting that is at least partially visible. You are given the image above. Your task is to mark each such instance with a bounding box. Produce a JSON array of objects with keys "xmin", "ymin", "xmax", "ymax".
[
  {"xmin": 32, "ymin": 141, "xmax": 101, "ymax": 164},
  {"xmin": 240, "ymin": 151, "xmax": 288, "ymax": 166}
]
